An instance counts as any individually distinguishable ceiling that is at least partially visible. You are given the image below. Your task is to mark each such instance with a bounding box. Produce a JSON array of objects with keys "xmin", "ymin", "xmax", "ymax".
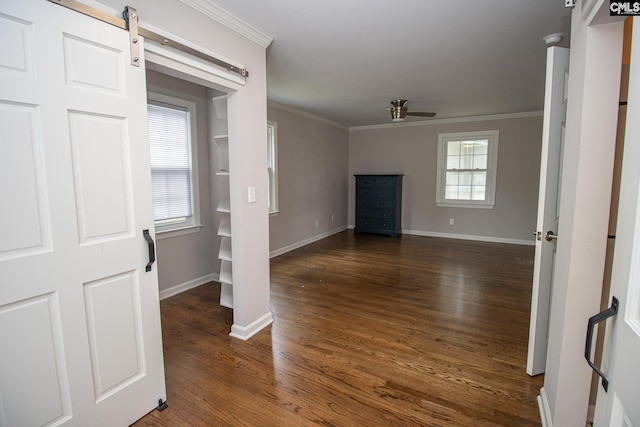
[{"xmin": 208, "ymin": 0, "xmax": 571, "ymax": 127}]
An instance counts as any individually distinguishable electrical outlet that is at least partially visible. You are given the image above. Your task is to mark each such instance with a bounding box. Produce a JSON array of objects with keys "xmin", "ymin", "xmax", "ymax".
[
  {"xmin": 449, "ymin": 218, "xmax": 455, "ymax": 226},
  {"xmin": 315, "ymin": 219, "xmax": 319, "ymax": 227},
  {"xmin": 331, "ymin": 214, "xmax": 335, "ymax": 222}
]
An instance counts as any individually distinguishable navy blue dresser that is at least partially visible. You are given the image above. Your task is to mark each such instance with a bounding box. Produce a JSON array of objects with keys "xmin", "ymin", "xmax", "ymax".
[{"xmin": 354, "ymin": 174, "xmax": 403, "ymax": 237}]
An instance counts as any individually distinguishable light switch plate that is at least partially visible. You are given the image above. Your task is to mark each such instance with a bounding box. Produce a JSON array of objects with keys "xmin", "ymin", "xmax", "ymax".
[{"xmin": 248, "ymin": 186, "xmax": 256, "ymax": 203}]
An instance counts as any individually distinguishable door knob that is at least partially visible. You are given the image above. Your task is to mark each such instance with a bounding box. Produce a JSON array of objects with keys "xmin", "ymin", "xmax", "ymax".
[{"xmin": 545, "ymin": 230, "xmax": 558, "ymax": 241}]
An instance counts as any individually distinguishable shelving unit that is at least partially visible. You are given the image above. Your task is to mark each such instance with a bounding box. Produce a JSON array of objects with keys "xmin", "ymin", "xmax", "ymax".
[
  {"xmin": 210, "ymin": 94, "xmax": 233, "ymax": 309},
  {"xmin": 213, "ymin": 134, "xmax": 229, "ymax": 175}
]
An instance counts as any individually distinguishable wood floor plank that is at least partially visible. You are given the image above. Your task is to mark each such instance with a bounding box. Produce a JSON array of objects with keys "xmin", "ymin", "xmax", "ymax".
[{"xmin": 134, "ymin": 232, "xmax": 543, "ymax": 426}]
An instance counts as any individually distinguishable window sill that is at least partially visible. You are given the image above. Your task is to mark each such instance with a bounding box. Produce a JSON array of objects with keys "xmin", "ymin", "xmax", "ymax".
[
  {"xmin": 436, "ymin": 202, "xmax": 495, "ymax": 209},
  {"xmin": 156, "ymin": 224, "xmax": 203, "ymax": 240}
]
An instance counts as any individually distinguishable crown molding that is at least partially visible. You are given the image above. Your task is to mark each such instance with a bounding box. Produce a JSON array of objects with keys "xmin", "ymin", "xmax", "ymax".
[
  {"xmin": 268, "ymin": 101, "xmax": 350, "ymax": 130},
  {"xmin": 350, "ymin": 111, "xmax": 543, "ymax": 131},
  {"xmin": 180, "ymin": 0, "xmax": 273, "ymax": 48}
]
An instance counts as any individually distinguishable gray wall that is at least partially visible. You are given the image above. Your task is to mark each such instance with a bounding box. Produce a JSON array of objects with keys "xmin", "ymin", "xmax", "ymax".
[
  {"xmin": 268, "ymin": 104, "xmax": 350, "ymax": 254},
  {"xmin": 146, "ymin": 70, "xmax": 217, "ymax": 293},
  {"xmin": 349, "ymin": 115, "xmax": 543, "ymax": 244}
]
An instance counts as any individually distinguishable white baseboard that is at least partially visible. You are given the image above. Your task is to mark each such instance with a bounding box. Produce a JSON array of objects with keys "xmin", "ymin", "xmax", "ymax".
[
  {"xmin": 230, "ymin": 311, "xmax": 274, "ymax": 340},
  {"xmin": 269, "ymin": 226, "xmax": 348, "ymax": 258},
  {"xmin": 401, "ymin": 228, "xmax": 535, "ymax": 246},
  {"xmin": 159, "ymin": 272, "xmax": 218, "ymax": 300},
  {"xmin": 538, "ymin": 387, "xmax": 553, "ymax": 427}
]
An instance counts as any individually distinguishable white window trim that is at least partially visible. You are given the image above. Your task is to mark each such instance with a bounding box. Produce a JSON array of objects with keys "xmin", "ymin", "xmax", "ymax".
[
  {"xmin": 436, "ymin": 130, "xmax": 499, "ymax": 209},
  {"xmin": 267, "ymin": 120, "xmax": 279, "ymax": 216},
  {"xmin": 147, "ymin": 91, "xmax": 201, "ymax": 233}
]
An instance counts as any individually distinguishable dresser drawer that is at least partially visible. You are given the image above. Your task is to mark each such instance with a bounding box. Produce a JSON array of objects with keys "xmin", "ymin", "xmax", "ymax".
[
  {"xmin": 357, "ymin": 199, "xmax": 395, "ymax": 209},
  {"xmin": 357, "ymin": 208, "xmax": 395, "ymax": 220},
  {"xmin": 357, "ymin": 189, "xmax": 396, "ymax": 200},
  {"xmin": 356, "ymin": 177, "xmax": 376, "ymax": 188},
  {"xmin": 375, "ymin": 177, "xmax": 397, "ymax": 189},
  {"xmin": 356, "ymin": 217, "xmax": 395, "ymax": 230}
]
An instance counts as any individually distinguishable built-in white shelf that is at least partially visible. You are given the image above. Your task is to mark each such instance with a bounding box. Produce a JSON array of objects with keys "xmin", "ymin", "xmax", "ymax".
[
  {"xmin": 212, "ymin": 95, "xmax": 228, "ymax": 120},
  {"xmin": 218, "ymin": 237, "xmax": 232, "ymax": 261},
  {"xmin": 217, "ymin": 200, "xmax": 230, "ymax": 213},
  {"xmin": 220, "ymin": 259, "xmax": 233, "ymax": 284},
  {"xmin": 219, "ymin": 283, "xmax": 233, "ymax": 309},
  {"xmin": 212, "ymin": 93, "xmax": 232, "ymax": 309},
  {"xmin": 218, "ymin": 218, "xmax": 231, "ymax": 237}
]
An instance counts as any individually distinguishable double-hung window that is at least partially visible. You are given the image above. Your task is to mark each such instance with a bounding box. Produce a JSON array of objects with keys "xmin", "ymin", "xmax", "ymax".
[
  {"xmin": 147, "ymin": 93, "xmax": 199, "ymax": 232},
  {"xmin": 436, "ymin": 130, "xmax": 499, "ymax": 208},
  {"xmin": 267, "ymin": 121, "xmax": 278, "ymax": 215}
]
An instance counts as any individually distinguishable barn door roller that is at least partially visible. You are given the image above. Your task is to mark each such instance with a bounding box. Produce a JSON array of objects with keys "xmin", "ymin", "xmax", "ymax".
[{"xmin": 47, "ymin": 0, "xmax": 249, "ymax": 77}]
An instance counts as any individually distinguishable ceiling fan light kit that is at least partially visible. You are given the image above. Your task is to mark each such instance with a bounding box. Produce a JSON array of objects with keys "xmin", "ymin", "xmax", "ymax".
[
  {"xmin": 543, "ymin": 32, "xmax": 563, "ymax": 47},
  {"xmin": 388, "ymin": 99, "xmax": 436, "ymax": 121},
  {"xmin": 390, "ymin": 100, "xmax": 408, "ymax": 121}
]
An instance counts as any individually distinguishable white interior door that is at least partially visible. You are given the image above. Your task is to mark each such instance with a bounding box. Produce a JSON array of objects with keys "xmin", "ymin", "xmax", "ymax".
[
  {"xmin": 593, "ymin": 17, "xmax": 640, "ymax": 427},
  {"xmin": 527, "ymin": 46, "xmax": 569, "ymax": 376},
  {"xmin": 0, "ymin": 1, "xmax": 165, "ymax": 426}
]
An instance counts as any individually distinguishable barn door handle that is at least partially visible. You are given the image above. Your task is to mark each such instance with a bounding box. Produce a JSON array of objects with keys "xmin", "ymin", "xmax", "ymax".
[
  {"xmin": 585, "ymin": 296, "xmax": 618, "ymax": 392},
  {"xmin": 143, "ymin": 229, "xmax": 155, "ymax": 272}
]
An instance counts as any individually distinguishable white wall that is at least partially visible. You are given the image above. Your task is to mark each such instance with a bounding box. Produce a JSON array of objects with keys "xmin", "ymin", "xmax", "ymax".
[
  {"xmin": 349, "ymin": 115, "xmax": 543, "ymax": 244},
  {"xmin": 268, "ymin": 104, "xmax": 349, "ymax": 255}
]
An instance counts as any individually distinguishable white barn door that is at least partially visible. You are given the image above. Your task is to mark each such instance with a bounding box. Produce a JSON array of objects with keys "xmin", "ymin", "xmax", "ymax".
[
  {"xmin": 0, "ymin": 1, "xmax": 165, "ymax": 426},
  {"xmin": 593, "ymin": 17, "xmax": 640, "ymax": 427}
]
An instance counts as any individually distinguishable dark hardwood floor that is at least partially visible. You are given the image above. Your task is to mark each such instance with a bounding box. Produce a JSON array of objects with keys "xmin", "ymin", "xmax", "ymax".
[{"xmin": 134, "ymin": 231, "xmax": 543, "ymax": 426}]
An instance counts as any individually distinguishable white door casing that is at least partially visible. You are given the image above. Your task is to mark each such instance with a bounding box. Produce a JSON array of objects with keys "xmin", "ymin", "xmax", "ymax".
[
  {"xmin": 527, "ymin": 46, "xmax": 569, "ymax": 376},
  {"xmin": 0, "ymin": 1, "xmax": 165, "ymax": 426},
  {"xmin": 593, "ymin": 17, "xmax": 640, "ymax": 427}
]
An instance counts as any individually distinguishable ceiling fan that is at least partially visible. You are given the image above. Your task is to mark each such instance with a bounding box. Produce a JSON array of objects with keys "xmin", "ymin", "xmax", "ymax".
[{"xmin": 388, "ymin": 99, "xmax": 436, "ymax": 122}]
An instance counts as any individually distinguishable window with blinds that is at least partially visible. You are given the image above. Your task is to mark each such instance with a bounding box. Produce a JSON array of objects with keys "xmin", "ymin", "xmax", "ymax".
[
  {"xmin": 436, "ymin": 130, "xmax": 499, "ymax": 209},
  {"xmin": 267, "ymin": 121, "xmax": 278, "ymax": 214},
  {"xmin": 147, "ymin": 95, "xmax": 198, "ymax": 230}
]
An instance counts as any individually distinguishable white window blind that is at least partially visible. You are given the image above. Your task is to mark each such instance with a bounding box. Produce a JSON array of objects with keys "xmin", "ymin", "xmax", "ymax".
[
  {"xmin": 267, "ymin": 121, "xmax": 278, "ymax": 214},
  {"xmin": 444, "ymin": 139, "xmax": 489, "ymax": 201},
  {"xmin": 147, "ymin": 102, "xmax": 193, "ymax": 224},
  {"xmin": 436, "ymin": 130, "xmax": 499, "ymax": 208}
]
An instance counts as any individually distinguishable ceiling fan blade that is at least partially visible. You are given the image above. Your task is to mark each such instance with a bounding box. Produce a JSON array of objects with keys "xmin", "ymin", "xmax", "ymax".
[{"xmin": 406, "ymin": 111, "xmax": 436, "ymax": 118}]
